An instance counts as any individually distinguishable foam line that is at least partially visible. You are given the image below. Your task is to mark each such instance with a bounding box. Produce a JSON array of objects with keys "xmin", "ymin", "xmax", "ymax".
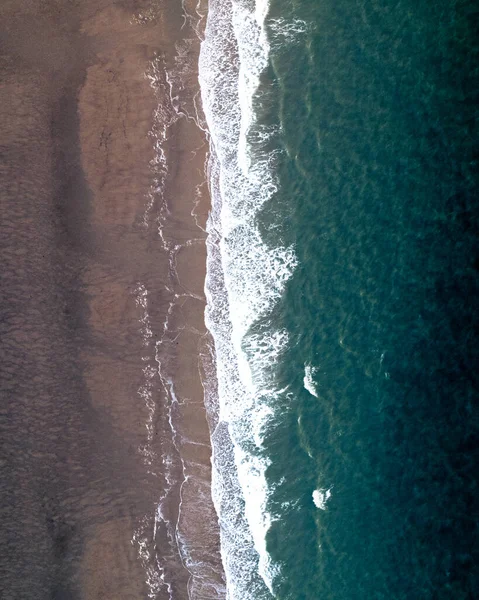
[{"xmin": 199, "ymin": 1, "xmax": 301, "ymax": 596}]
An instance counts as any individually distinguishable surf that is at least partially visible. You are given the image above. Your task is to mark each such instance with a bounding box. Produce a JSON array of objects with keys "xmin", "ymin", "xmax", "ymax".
[{"xmin": 199, "ymin": 0, "xmax": 301, "ymax": 596}]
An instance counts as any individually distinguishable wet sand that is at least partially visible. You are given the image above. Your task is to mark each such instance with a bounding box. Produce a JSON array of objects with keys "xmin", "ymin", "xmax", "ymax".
[{"xmin": 0, "ymin": 1, "xmax": 223, "ymax": 598}]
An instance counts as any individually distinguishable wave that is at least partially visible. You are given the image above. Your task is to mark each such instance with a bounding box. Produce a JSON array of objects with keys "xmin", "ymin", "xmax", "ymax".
[
  {"xmin": 312, "ymin": 488, "xmax": 332, "ymax": 511},
  {"xmin": 303, "ymin": 363, "xmax": 319, "ymax": 398},
  {"xmin": 199, "ymin": 0, "xmax": 304, "ymax": 597}
]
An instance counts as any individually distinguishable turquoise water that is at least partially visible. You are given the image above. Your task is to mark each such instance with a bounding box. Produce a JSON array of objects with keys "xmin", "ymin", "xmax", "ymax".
[{"xmin": 200, "ymin": 0, "xmax": 478, "ymax": 598}]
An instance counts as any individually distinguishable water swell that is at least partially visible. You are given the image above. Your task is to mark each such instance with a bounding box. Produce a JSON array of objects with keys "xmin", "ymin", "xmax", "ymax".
[{"xmin": 199, "ymin": 0, "xmax": 301, "ymax": 596}]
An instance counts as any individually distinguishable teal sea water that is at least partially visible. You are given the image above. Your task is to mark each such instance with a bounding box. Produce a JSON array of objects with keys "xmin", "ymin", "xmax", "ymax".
[{"xmin": 199, "ymin": 0, "xmax": 478, "ymax": 598}]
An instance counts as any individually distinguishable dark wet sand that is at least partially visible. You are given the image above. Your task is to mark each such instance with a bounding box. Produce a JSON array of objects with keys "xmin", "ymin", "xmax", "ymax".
[{"xmin": 0, "ymin": 1, "xmax": 222, "ymax": 598}]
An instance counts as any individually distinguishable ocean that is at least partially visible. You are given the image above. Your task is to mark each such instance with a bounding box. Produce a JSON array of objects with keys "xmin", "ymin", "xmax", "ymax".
[{"xmin": 199, "ymin": 0, "xmax": 479, "ymax": 598}]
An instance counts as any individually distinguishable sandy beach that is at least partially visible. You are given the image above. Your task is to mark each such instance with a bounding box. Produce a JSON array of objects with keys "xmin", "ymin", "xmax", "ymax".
[{"xmin": 0, "ymin": 0, "xmax": 223, "ymax": 598}]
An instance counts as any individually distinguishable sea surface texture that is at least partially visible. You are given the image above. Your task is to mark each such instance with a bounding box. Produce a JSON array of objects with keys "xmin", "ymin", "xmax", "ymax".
[{"xmin": 200, "ymin": 0, "xmax": 479, "ymax": 598}]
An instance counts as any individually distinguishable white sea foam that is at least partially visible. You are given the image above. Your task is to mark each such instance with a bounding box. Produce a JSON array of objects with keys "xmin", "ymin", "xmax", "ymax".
[
  {"xmin": 199, "ymin": 0, "xmax": 304, "ymax": 597},
  {"xmin": 303, "ymin": 363, "xmax": 319, "ymax": 398},
  {"xmin": 312, "ymin": 488, "xmax": 332, "ymax": 510},
  {"xmin": 268, "ymin": 17, "xmax": 310, "ymax": 43},
  {"xmin": 132, "ymin": 8, "xmax": 225, "ymax": 597}
]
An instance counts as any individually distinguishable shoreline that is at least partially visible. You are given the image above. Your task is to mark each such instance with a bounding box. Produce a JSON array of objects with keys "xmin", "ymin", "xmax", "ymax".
[
  {"xmin": 79, "ymin": 1, "xmax": 224, "ymax": 598},
  {"xmin": 0, "ymin": 0, "xmax": 223, "ymax": 598}
]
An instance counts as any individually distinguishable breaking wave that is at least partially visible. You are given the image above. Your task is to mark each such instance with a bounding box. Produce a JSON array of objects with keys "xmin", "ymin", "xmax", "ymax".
[{"xmin": 199, "ymin": 0, "xmax": 309, "ymax": 596}]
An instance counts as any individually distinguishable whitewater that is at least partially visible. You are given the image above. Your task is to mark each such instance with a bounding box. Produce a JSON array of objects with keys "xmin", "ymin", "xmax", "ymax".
[{"xmin": 199, "ymin": 0, "xmax": 304, "ymax": 596}]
